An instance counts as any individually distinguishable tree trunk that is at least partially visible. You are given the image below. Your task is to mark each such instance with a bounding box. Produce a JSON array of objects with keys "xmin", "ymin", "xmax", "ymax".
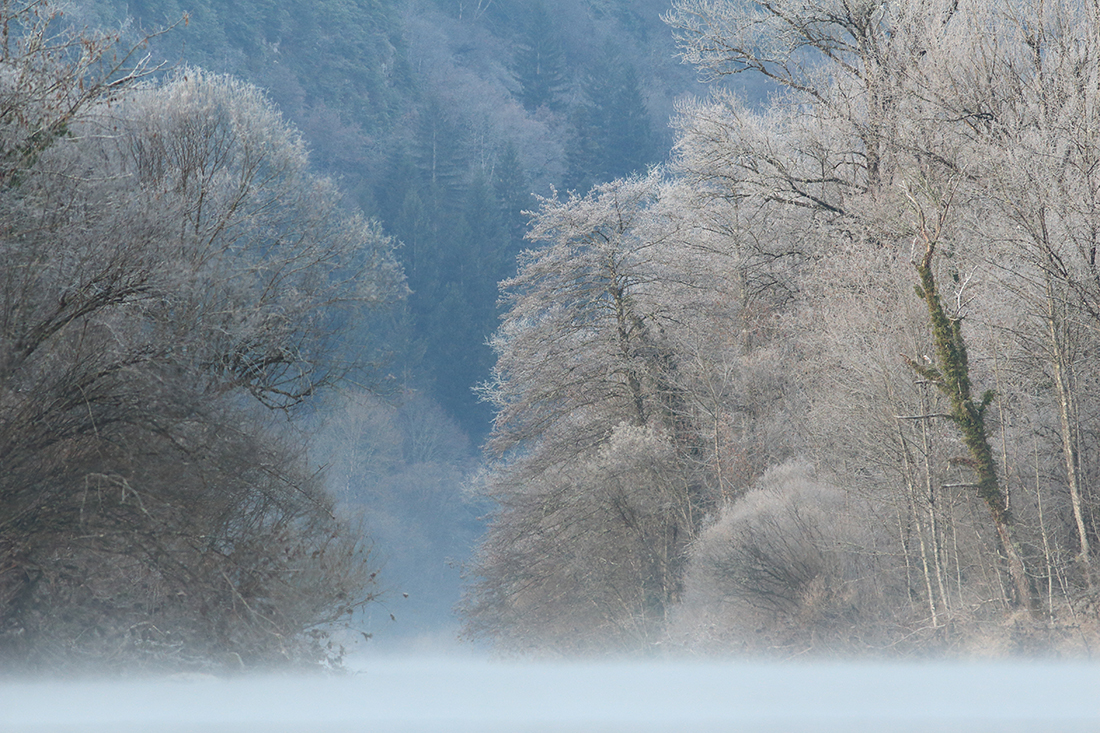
[
  {"xmin": 1046, "ymin": 277, "xmax": 1090, "ymax": 564},
  {"xmin": 906, "ymin": 218, "xmax": 1037, "ymax": 615}
]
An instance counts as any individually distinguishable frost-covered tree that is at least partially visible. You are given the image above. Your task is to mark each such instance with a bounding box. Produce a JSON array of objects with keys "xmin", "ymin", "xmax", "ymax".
[
  {"xmin": 464, "ymin": 175, "xmax": 691, "ymax": 649},
  {"xmin": 664, "ymin": 0, "xmax": 1049, "ymax": 620},
  {"xmin": 923, "ymin": 0, "xmax": 1100, "ymax": 569},
  {"xmin": 462, "ymin": 170, "xmax": 786, "ymax": 651},
  {"xmin": 0, "ymin": 11, "xmax": 402, "ymax": 668},
  {"xmin": 675, "ymin": 460, "xmax": 906, "ymax": 654},
  {"xmin": 657, "ymin": 0, "xmax": 1100, "ymax": 643},
  {"xmin": 461, "ymin": 0, "xmax": 1100, "ymax": 654}
]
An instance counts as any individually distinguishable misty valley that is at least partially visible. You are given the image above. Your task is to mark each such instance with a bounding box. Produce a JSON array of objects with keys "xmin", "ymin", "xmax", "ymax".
[{"xmin": 3, "ymin": 0, "xmax": 1100, "ymax": 728}]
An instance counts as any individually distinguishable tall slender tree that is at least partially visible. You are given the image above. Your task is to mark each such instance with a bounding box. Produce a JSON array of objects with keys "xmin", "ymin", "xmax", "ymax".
[{"xmin": 512, "ymin": 2, "xmax": 568, "ymax": 112}]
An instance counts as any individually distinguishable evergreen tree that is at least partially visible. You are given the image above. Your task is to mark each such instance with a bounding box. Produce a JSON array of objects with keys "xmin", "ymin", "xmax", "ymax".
[
  {"xmin": 605, "ymin": 63, "xmax": 654, "ymax": 177},
  {"xmin": 493, "ymin": 141, "xmax": 532, "ymax": 254},
  {"xmin": 412, "ymin": 99, "xmax": 469, "ymax": 215},
  {"xmin": 422, "ymin": 174, "xmax": 507, "ymax": 437},
  {"xmin": 565, "ymin": 45, "xmax": 657, "ymax": 192},
  {"xmin": 512, "ymin": 3, "xmax": 568, "ymax": 112},
  {"xmin": 392, "ymin": 187, "xmax": 435, "ymax": 282}
]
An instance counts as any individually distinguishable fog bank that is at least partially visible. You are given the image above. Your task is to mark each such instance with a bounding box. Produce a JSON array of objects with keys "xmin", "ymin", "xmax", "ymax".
[{"xmin": 2, "ymin": 658, "xmax": 1098, "ymax": 732}]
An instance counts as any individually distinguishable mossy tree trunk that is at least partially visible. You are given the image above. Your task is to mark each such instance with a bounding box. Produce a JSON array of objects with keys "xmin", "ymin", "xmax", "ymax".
[{"xmin": 904, "ymin": 191, "xmax": 1037, "ymax": 615}]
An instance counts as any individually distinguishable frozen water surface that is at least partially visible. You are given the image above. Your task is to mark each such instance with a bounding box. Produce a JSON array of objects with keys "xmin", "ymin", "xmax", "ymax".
[{"xmin": 2, "ymin": 657, "xmax": 1099, "ymax": 732}]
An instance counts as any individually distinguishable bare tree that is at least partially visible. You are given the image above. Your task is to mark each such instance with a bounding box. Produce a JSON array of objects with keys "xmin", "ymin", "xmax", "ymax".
[
  {"xmin": 464, "ymin": 174, "xmax": 734, "ymax": 650},
  {"xmin": 676, "ymin": 460, "xmax": 906, "ymax": 654},
  {"xmin": 0, "ymin": 0, "xmax": 166, "ymax": 185},
  {"xmin": 463, "ymin": 0, "xmax": 1100, "ymax": 652},
  {"xmin": 925, "ymin": 0, "xmax": 1100, "ymax": 571},
  {"xmin": 663, "ymin": 0, "xmax": 1058, "ymax": 624},
  {"xmin": 0, "ymin": 6, "xmax": 402, "ymax": 669}
]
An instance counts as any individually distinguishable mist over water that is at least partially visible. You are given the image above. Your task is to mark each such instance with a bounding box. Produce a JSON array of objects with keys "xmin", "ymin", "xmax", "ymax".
[{"xmin": 3, "ymin": 656, "xmax": 1099, "ymax": 732}]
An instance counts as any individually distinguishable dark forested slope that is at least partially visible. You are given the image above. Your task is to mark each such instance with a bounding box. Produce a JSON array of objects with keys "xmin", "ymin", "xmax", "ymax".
[{"xmin": 82, "ymin": 0, "xmax": 738, "ymax": 439}]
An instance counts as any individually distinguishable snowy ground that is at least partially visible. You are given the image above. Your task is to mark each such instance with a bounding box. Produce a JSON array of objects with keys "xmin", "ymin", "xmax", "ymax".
[{"xmin": 2, "ymin": 656, "xmax": 1098, "ymax": 732}]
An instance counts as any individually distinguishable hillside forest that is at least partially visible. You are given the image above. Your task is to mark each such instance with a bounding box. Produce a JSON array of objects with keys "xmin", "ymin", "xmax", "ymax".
[{"xmin": 6, "ymin": 0, "xmax": 1100, "ymax": 669}]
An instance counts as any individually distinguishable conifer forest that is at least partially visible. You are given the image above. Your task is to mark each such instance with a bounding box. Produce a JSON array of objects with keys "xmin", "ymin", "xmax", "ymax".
[{"xmin": 5, "ymin": 0, "xmax": 1100, "ymax": 670}]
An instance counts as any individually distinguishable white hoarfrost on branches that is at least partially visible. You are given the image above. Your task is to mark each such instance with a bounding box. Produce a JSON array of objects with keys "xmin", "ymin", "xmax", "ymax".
[
  {"xmin": 464, "ymin": 168, "xmax": 796, "ymax": 651},
  {"xmin": 0, "ymin": 7, "xmax": 402, "ymax": 670},
  {"xmin": 102, "ymin": 68, "xmax": 405, "ymax": 406},
  {"xmin": 467, "ymin": 0, "xmax": 1100, "ymax": 654}
]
